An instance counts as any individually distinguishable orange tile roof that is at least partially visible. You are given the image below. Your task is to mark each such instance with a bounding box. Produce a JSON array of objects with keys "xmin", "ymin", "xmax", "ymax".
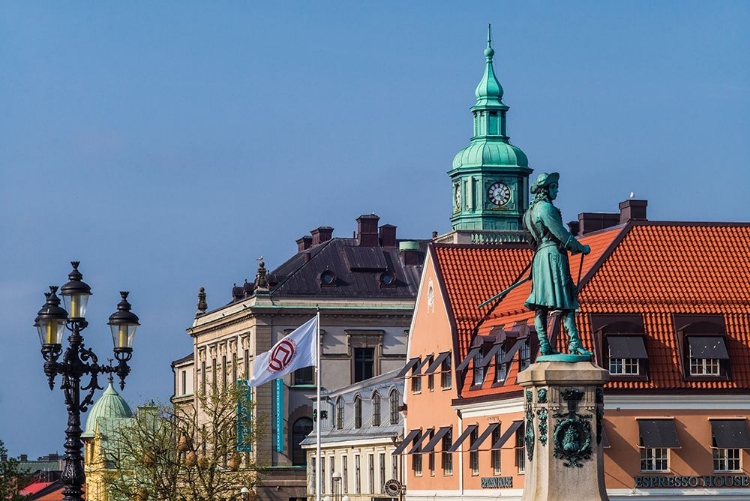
[{"xmin": 433, "ymin": 222, "xmax": 750, "ymax": 398}]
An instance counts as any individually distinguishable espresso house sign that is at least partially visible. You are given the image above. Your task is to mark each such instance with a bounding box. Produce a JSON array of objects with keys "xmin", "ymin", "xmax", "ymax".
[{"xmin": 634, "ymin": 475, "xmax": 749, "ymax": 489}]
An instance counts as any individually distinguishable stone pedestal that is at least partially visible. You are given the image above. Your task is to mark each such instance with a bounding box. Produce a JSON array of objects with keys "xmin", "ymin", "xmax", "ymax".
[{"xmin": 516, "ymin": 361, "xmax": 609, "ymax": 501}]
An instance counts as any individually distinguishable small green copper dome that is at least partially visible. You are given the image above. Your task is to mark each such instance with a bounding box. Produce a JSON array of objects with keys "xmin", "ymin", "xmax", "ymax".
[
  {"xmin": 452, "ymin": 140, "xmax": 528, "ymax": 170},
  {"xmin": 82, "ymin": 381, "xmax": 133, "ymax": 437}
]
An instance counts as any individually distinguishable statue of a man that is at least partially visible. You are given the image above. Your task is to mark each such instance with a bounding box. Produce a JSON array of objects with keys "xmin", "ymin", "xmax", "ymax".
[{"xmin": 523, "ymin": 172, "xmax": 591, "ymax": 356}]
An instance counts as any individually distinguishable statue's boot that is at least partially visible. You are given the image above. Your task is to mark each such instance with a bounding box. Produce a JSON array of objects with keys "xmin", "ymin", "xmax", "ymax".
[
  {"xmin": 568, "ymin": 337, "xmax": 592, "ymax": 356},
  {"xmin": 538, "ymin": 331, "xmax": 560, "ymax": 356}
]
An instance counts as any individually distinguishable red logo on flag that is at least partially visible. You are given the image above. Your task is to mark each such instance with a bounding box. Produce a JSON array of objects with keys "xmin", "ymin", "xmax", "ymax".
[{"xmin": 268, "ymin": 339, "xmax": 297, "ymax": 372}]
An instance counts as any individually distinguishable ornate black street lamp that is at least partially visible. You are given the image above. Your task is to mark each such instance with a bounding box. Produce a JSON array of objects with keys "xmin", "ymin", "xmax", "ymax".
[{"xmin": 35, "ymin": 261, "xmax": 140, "ymax": 501}]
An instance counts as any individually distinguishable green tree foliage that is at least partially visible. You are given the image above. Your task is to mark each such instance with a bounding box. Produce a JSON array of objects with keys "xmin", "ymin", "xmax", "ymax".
[
  {"xmin": 0, "ymin": 440, "xmax": 28, "ymax": 501},
  {"xmin": 100, "ymin": 382, "xmax": 262, "ymax": 501}
]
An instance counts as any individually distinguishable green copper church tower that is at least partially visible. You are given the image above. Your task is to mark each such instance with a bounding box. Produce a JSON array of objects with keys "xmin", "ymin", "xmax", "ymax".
[{"xmin": 449, "ymin": 26, "xmax": 532, "ymax": 235}]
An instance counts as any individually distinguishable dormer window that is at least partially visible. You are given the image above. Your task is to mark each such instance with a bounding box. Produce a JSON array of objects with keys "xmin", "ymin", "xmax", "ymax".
[
  {"xmin": 320, "ymin": 270, "xmax": 337, "ymax": 287},
  {"xmin": 591, "ymin": 315, "xmax": 648, "ymax": 380},
  {"xmin": 378, "ymin": 271, "xmax": 396, "ymax": 287},
  {"xmin": 674, "ymin": 315, "xmax": 730, "ymax": 380},
  {"xmin": 336, "ymin": 397, "xmax": 344, "ymax": 430}
]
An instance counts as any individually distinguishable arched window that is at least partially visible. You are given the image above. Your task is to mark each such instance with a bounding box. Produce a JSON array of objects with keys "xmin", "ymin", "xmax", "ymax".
[
  {"xmin": 372, "ymin": 392, "xmax": 381, "ymax": 427},
  {"xmin": 292, "ymin": 417, "xmax": 313, "ymax": 466},
  {"xmin": 354, "ymin": 395, "xmax": 362, "ymax": 428},
  {"xmin": 336, "ymin": 397, "xmax": 344, "ymax": 430},
  {"xmin": 389, "ymin": 389, "xmax": 400, "ymax": 425}
]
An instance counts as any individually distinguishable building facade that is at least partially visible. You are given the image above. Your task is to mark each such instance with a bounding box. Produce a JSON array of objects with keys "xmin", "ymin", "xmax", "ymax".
[
  {"xmin": 400, "ymin": 202, "xmax": 750, "ymax": 500},
  {"xmin": 300, "ymin": 370, "xmax": 405, "ymax": 501},
  {"xmin": 173, "ymin": 214, "xmax": 426, "ymax": 501}
]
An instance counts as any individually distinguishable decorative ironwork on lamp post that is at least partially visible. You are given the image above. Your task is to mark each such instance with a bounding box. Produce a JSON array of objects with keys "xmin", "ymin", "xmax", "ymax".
[{"xmin": 35, "ymin": 261, "xmax": 140, "ymax": 501}]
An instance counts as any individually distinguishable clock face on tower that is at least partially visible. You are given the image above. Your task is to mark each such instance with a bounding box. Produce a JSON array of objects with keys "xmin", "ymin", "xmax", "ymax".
[
  {"xmin": 488, "ymin": 182, "xmax": 511, "ymax": 206},
  {"xmin": 454, "ymin": 184, "xmax": 461, "ymax": 212}
]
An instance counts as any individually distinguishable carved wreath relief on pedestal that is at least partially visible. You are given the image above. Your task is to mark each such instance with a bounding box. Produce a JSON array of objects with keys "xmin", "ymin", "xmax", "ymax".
[
  {"xmin": 537, "ymin": 388, "xmax": 548, "ymax": 446},
  {"xmin": 553, "ymin": 388, "xmax": 593, "ymax": 468},
  {"xmin": 525, "ymin": 390, "xmax": 535, "ymax": 462}
]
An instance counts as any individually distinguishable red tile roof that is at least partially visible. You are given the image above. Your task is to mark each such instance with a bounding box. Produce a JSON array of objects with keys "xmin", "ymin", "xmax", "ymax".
[{"xmin": 432, "ymin": 222, "xmax": 750, "ymax": 398}]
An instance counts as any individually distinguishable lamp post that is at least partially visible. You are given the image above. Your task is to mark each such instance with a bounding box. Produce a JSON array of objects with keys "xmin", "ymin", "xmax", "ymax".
[
  {"xmin": 331, "ymin": 471, "xmax": 342, "ymax": 501},
  {"xmin": 35, "ymin": 261, "xmax": 140, "ymax": 501}
]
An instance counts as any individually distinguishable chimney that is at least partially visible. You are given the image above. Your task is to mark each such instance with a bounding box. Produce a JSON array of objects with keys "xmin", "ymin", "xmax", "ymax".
[
  {"xmin": 311, "ymin": 226, "xmax": 334, "ymax": 246},
  {"xmin": 619, "ymin": 199, "xmax": 648, "ymax": 223},
  {"xmin": 379, "ymin": 224, "xmax": 397, "ymax": 247},
  {"xmin": 356, "ymin": 214, "xmax": 380, "ymax": 247},
  {"xmin": 20, "ymin": 454, "xmax": 27, "ymax": 462},
  {"xmin": 577, "ymin": 211, "xmax": 620, "ymax": 236},
  {"xmin": 399, "ymin": 241, "xmax": 422, "ymax": 266},
  {"xmin": 296, "ymin": 235, "xmax": 313, "ymax": 252}
]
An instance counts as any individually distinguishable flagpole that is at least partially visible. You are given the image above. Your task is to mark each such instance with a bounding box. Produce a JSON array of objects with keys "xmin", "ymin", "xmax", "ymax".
[{"xmin": 315, "ymin": 308, "xmax": 321, "ymax": 501}]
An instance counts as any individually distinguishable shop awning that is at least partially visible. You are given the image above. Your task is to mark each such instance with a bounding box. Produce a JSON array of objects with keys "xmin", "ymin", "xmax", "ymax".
[
  {"xmin": 687, "ymin": 336, "xmax": 729, "ymax": 359},
  {"xmin": 424, "ymin": 352, "xmax": 451, "ymax": 375},
  {"xmin": 456, "ymin": 347, "xmax": 481, "ymax": 371},
  {"xmin": 638, "ymin": 419, "xmax": 681, "ymax": 448},
  {"xmin": 711, "ymin": 419, "xmax": 750, "ymax": 449},
  {"xmin": 447, "ymin": 424, "xmax": 478, "ymax": 452},
  {"xmin": 608, "ymin": 336, "xmax": 648, "ymax": 359},
  {"xmin": 407, "ymin": 428, "xmax": 435, "ymax": 454},
  {"xmin": 393, "ymin": 429, "xmax": 421, "ymax": 454},
  {"xmin": 395, "ymin": 358, "xmax": 420, "ymax": 378},
  {"xmin": 499, "ymin": 338, "xmax": 526, "ymax": 364},
  {"xmin": 491, "ymin": 420, "xmax": 523, "ymax": 449},
  {"xmin": 478, "ymin": 344, "xmax": 505, "ymax": 368},
  {"xmin": 421, "ymin": 426, "xmax": 452, "ymax": 453},
  {"xmin": 469, "ymin": 423, "xmax": 500, "ymax": 451}
]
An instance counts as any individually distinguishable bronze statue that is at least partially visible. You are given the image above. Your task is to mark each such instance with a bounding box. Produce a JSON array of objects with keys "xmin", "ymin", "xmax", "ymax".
[{"xmin": 523, "ymin": 172, "xmax": 591, "ymax": 356}]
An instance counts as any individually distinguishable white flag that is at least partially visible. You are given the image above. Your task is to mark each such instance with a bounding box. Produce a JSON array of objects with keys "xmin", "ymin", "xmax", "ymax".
[{"xmin": 247, "ymin": 316, "xmax": 317, "ymax": 387}]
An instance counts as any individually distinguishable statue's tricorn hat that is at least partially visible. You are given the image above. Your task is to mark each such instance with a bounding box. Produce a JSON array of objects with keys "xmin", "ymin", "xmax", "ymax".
[{"xmin": 530, "ymin": 172, "xmax": 560, "ymax": 194}]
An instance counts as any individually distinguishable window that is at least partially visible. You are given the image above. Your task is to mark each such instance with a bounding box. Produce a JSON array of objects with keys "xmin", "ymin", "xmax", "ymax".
[
  {"xmin": 244, "ymin": 348, "xmax": 249, "ymax": 379},
  {"xmin": 641, "ymin": 448, "xmax": 669, "ymax": 472},
  {"xmin": 389, "ymin": 389, "xmax": 400, "ymax": 425},
  {"xmin": 222, "ymin": 355, "xmax": 227, "ymax": 387},
  {"xmin": 519, "ymin": 340, "xmax": 531, "ymax": 371},
  {"xmin": 412, "ymin": 453, "xmax": 422, "ymax": 477},
  {"xmin": 354, "ymin": 348, "xmax": 375, "ymax": 382},
  {"xmin": 292, "ymin": 418, "xmax": 313, "ymax": 466},
  {"xmin": 329, "ymin": 456, "xmax": 335, "ymax": 494},
  {"xmin": 355, "ymin": 455, "xmax": 361, "ymax": 494},
  {"xmin": 713, "ymin": 448, "xmax": 741, "ymax": 472},
  {"xmin": 201, "ymin": 360, "xmax": 206, "ymax": 392},
  {"xmin": 442, "ymin": 431, "xmax": 453, "ymax": 476},
  {"xmin": 379, "ymin": 453, "xmax": 386, "ymax": 493},
  {"xmin": 368, "ymin": 454, "xmax": 374, "ymax": 494},
  {"xmin": 689, "ymin": 342, "xmax": 721, "ymax": 375},
  {"xmin": 321, "ymin": 454, "xmax": 326, "ymax": 495},
  {"xmin": 341, "ymin": 456, "xmax": 349, "ymax": 494},
  {"xmin": 472, "ymin": 352, "xmax": 484, "ymax": 386},
  {"xmin": 411, "ymin": 363, "xmax": 422, "ymax": 393},
  {"xmin": 232, "ymin": 353, "xmax": 237, "ymax": 385},
  {"xmin": 515, "ymin": 424, "xmax": 525, "ymax": 473},
  {"xmin": 336, "ymin": 398, "xmax": 344, "ymax": 430},
  {"xmin": 354, "ymin": 395, "xmax": 362, "ymax": 429},
  {"xmin": 491, "ymin": 426, "xmax": 501, "ymax": 474},
  {"xmin": 392, "ymin": 454, "xmax": 399, "ymax": 481},
  {"xmin": 372, "ymin": 392, "xmax": 381, "ymax": 427},
  {"xmin": 427, "ymin": 355, "xmax": 435, "ymax": 391},
  {"xmin": 428, "ymin": 429, "xmax": 435, "ymax": 475},
  {"xmin": 440, "ymin": 354, "xmax": 452, "ymax": 389},
  {"xmin": 494, "ymin": 347, "xmax": 507, "ymax": 383},
  {"xmin": 180, "ymin": 370, "xmax": 187, "ymax": 395},
  {"xmin": 310, "ymin": 457, "xmax": 317, "ymax": 495},
  {"xmin": 469, "ymin": 427, "xmax": 479, "ymax": 475},
  {"xmin": 606, "ymin": 334, "xmax": 647, "ymax": 377},
  {"xmin": 212, "ymin": 358, "xmax": 217, "ymax": 386},
  {"xmin": 348, "ymin": 331, "xmax": 383, "ymax": 383},
  {"xmin": 342, "ymin": 455, "xmax": 348, "ymax": 494},
  {"xmin": 674, "ymin": 316, "xmax": 728, "ymax": 379},
  {"xmin": 293, "ymin": 366, "xmax": 314, "ymax": 385}
]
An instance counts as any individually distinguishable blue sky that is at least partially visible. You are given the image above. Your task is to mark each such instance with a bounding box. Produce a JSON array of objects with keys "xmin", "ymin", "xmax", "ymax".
[{"xmin": 1, "ymin": 2, "xmax": 748, "ymax": 457}]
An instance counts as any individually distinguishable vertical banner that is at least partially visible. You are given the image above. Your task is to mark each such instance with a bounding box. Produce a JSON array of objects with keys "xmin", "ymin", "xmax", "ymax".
[
  {"xmin": 237, "ymin": 379, "xmax": 253, "ymax": 452},
  {"xmin": 275, "ymin": 378, "xmax": 284, "ymax": 452}
]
